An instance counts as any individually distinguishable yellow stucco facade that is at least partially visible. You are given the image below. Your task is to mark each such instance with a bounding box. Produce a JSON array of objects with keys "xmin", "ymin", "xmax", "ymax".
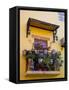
[{"xmin": 20, "ymin": 10, "xmax": 65, "ymax": 80}]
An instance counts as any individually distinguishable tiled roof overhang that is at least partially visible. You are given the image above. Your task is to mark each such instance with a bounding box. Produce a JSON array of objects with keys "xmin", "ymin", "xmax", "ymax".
[
  {"xmin": 28, "ymin": 18, "xmax": 59, "ymax": 31},
  {"xmin": 26, "ymin": 18, "xmax": 59, "ymax": 37}
]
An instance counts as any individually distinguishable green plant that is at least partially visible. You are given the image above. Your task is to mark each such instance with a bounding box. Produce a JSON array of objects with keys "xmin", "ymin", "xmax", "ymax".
[
  {"xmin": 56, "ymin": 51, "xmax": 63, "ymax": 69},
  {"xmin": 53, "ymin": 51, "xmax": 63, "ymax": 71},
  {"xmin": 26, "ymin": 51, "xmax": 36, "ymax": 60},
  {"xmin": 43, "ymin": 53, "xmax": 51, "ymax": 70},
  {"xmin": 43, "ymin": 51, "xmax": 63, "ymax": 71},
  {"xmin": 57, "ymin": 51, "xmax": 62, "ymax": 60},
  {"xmin": 25, "ymin": 50, "xmax": 63, "ymax": 71}
]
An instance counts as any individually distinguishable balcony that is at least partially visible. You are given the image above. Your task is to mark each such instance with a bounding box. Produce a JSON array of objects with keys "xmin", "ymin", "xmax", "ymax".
[{"xmin": 23, "ymin": 49, "xmax": 63, "ymax": 75}]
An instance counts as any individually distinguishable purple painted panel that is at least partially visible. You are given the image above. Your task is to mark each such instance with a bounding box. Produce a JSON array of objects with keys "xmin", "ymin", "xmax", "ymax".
[{"xmin": 34, "ymin": 39, "xmax": 47, "ymax": 49}]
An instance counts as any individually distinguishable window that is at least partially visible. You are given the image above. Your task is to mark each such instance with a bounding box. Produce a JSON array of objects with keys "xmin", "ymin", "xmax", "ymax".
[{"xmin": 34, "ymin": 38, "xmax": 47, "ymax": 49}]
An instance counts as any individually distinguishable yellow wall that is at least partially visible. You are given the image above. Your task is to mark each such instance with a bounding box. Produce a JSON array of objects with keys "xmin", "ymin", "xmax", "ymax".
[
  {"xmin": 30, "ymin": 26, "xmax": 53, "ymax": 47},
  {"xmin": 20, "ymin": 10, "xmax": 65, "ymax": 80}
]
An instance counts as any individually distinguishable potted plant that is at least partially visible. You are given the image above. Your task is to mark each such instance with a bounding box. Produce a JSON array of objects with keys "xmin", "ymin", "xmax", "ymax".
[
  {"xmin": 43, "ymin": 52, "xmax": 51, "ymax": 71},
  {"xmin": 55, "ymin": 51, "xmax": 63, "ymax": 71},
  {"xmin": 26, "ymin": 51, "xmax": 36, "ymax": 71},
  {"xmin": 43, "ymin": 50, "xmax": 63, "ymax": 71},
  {"xmin": 51, "ymin": 50, "xmax": 63, "ymax": 71}
]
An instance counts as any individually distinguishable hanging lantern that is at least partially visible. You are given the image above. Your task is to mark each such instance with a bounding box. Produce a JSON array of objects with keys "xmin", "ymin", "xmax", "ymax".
[{"xmin": 56, "ymin": 36, "xmax": 58, "ymax": 41}]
